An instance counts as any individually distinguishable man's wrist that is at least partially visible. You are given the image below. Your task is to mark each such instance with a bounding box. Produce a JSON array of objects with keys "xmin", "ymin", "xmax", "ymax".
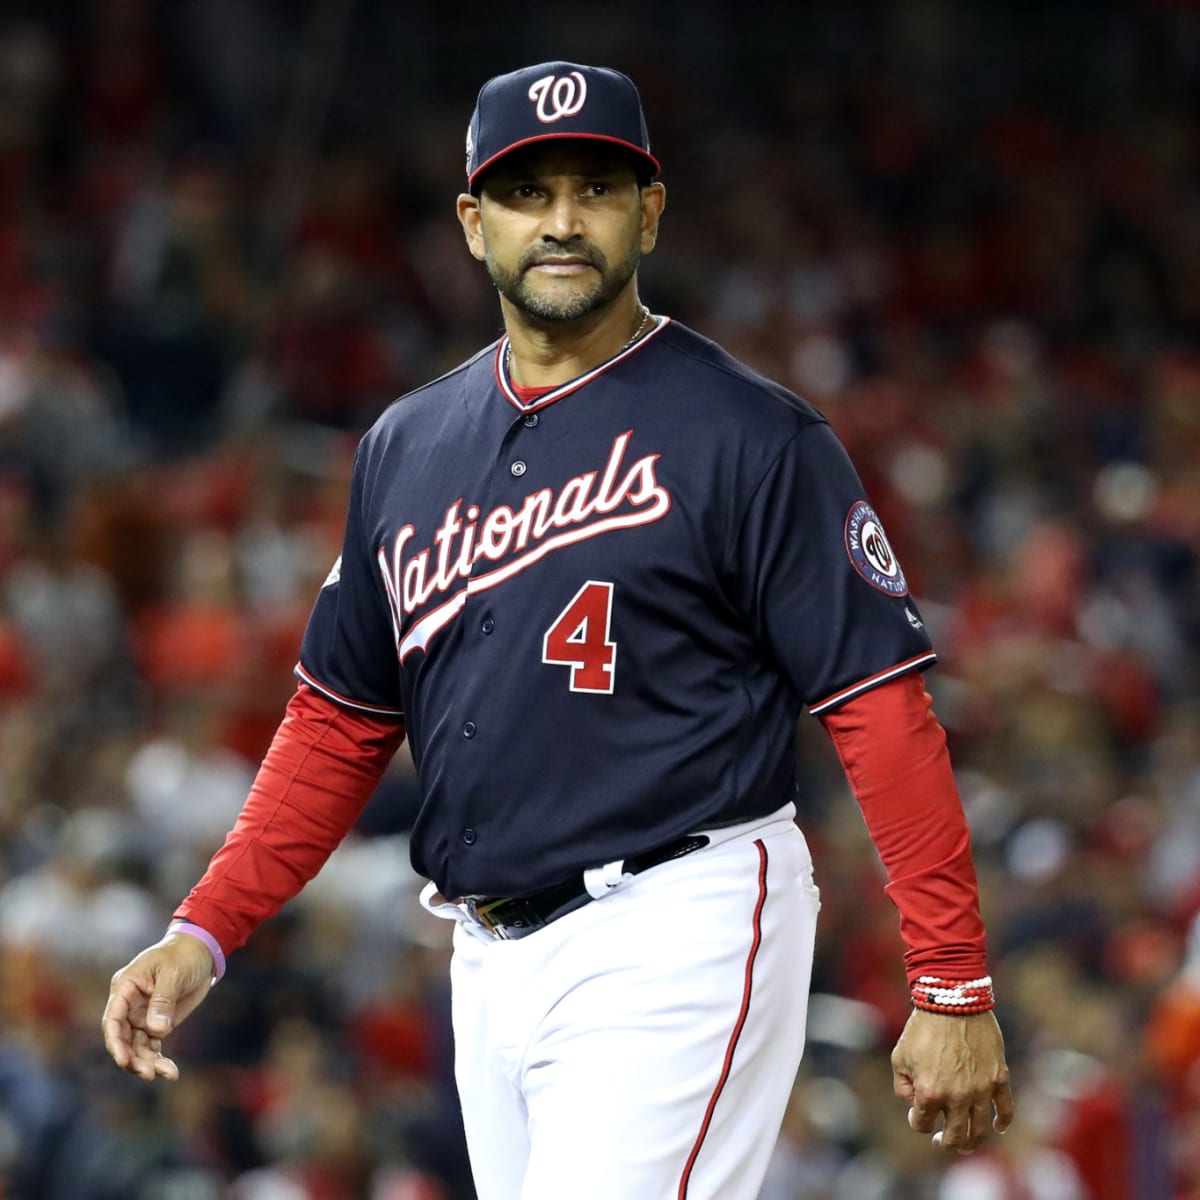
[
  {"xmin": 911, "ymin": 975, "xmax": 994, "ymax": 1014},
  {"xmin": 166, "ymin": 919, "xmax": 227, "ymax": 982}
]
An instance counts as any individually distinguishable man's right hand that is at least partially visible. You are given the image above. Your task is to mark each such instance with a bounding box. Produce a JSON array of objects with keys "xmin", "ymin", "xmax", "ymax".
[{"xmin": 101, "ymin": 932, "xmax": 216, "ymax": 1082}]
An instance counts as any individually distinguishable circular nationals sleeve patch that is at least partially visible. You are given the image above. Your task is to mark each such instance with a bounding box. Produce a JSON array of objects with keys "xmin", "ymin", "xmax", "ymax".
[{"xmin": 845, "ymin": 500, "xmax": 908, "ymax": 596}]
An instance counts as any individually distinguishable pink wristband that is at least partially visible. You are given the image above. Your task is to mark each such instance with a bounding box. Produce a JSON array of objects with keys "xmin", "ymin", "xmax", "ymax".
[{"xmin": 167, "ymin": 919, "xmax": 227, "ymax": 982}]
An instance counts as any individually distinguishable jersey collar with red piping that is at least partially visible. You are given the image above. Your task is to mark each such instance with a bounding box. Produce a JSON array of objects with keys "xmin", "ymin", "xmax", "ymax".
[{"xmin": 494, "ymin": 314, "xmax": 671, "ymax": 414}]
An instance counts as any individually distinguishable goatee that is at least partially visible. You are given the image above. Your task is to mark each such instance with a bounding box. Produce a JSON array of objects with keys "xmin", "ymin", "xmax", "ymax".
[{"xmin": 486, "ymin": 238, "xmax": 641, "ymax": 321}]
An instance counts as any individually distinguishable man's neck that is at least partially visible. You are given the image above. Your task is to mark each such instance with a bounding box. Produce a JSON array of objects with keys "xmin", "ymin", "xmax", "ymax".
[{"xmin": 503, "ymin": 295, "xmax": 649, "ymax": 389}]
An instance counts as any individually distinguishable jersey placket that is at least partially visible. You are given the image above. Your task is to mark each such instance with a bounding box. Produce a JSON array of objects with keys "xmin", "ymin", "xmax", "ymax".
[{"xmin": 447, "ymin": 408, "xmax": 548, "ymax": 862}]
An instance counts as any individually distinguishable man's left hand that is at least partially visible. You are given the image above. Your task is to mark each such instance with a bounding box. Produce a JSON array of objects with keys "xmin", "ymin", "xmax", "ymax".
[{"xmin": 891, "ymin": 1008, "xmax": 1014, "ymax": 1154}]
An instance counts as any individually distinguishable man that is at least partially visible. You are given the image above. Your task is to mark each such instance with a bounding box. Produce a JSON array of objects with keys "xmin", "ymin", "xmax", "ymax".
[{"xmin": 104, "ymin": 62, "xmax": 1013, "ymax": 1198}]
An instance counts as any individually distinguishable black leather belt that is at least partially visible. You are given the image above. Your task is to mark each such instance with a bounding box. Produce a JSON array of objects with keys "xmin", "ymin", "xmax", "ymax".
[{"xmin": 461, "ymin": 833, "xmax": 710, "ymax": 940}]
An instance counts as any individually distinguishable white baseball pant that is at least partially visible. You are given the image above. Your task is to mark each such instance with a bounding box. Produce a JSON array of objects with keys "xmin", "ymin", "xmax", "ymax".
[{"xmin": 421, "ymin": 804, "xmax": 820, "ymax": 1199}]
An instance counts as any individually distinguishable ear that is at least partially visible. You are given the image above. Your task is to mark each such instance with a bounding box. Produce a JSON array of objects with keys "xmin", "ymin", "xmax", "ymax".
[
  {"xmin": 639, "ymin": 182, "xmax": 666, "ymax": 255},
  {"xmin": 457, "ymin": 193, "xmax": 487, "ymax": 262}
]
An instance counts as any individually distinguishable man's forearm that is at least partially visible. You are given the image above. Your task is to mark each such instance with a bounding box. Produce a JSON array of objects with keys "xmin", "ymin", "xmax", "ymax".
[
  {"xmin": 174, "ymin": 684, "xmax": 406, "ymax": 957},
  {"xmin": 819, "ymin": 671, "xmax": 991, "ymax": 1009}
]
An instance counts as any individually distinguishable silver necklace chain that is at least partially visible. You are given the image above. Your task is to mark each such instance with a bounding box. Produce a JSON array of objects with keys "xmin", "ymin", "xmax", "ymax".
[{"xmin": 505, "ymin": 306, "xmax": 654, "ymax": 377}]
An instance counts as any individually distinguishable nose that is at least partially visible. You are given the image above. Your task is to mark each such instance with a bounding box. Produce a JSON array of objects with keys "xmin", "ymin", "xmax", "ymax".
[{"xmin": 542, "ymin": 190, "xmax": 586, "ymax": 241}]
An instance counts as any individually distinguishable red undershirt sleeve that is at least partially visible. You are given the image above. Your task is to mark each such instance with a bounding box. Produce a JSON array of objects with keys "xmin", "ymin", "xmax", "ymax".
[
  {"xmin": 173, "ymin": 683, "xmax": 407, "ymax": 956},
  {"xmin": 818, "ymin": 670, "xmax": 989, "ymax": 988}
]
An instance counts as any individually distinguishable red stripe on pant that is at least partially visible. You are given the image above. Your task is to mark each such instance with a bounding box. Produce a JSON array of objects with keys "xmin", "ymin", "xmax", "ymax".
[{"xmin": 677, "ymin": 839, "xmax": 768, "ymax": 1199}]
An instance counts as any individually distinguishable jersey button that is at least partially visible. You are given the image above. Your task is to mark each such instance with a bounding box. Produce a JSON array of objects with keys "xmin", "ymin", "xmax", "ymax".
[
  {"xmin": 481, "ymin": 618, "xmax": 495, "ymax": 635},
  {"xmin": 462, "ymin": 721, "xmax": 477, "ymax": 739},
  {"xmin": 522, "ymin": 413, "xmax": 539, "ymax": 428},
  {"xmin": 462, "ymin": 827, "xmax": 477, "ymax": 845},
  {"xmin": 510, "ymin": 460, "xmax": 527, "ymax": 477}
]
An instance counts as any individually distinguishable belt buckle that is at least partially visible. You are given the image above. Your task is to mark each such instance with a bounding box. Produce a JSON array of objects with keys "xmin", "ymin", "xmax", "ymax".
[{"xmin": 464, "ymin": 895, "xmax": 513, "ymax": 940}]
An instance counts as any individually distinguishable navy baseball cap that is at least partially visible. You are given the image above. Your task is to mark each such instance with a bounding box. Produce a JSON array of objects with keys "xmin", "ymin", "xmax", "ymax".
[{"xmin": 466, "ymin": 61, "xmax": 660, "ymax": 191}]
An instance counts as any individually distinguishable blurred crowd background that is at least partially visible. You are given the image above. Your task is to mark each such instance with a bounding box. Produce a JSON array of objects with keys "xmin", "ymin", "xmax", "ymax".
[{"xmin": 0, "ymin": 0, "xmax": 1197, "ymax": 1197}]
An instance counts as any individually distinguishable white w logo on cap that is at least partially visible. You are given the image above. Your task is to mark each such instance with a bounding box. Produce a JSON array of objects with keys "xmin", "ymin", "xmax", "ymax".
[{"xmin": 528, "ymin": 72, "xmax": 588, "ymax": 123}]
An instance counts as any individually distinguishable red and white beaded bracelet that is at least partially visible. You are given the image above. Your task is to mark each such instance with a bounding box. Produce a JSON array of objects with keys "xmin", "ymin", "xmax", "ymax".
[{"xmin": 912, "ymin": 975, "xmax": 995, "ymax": 1015}]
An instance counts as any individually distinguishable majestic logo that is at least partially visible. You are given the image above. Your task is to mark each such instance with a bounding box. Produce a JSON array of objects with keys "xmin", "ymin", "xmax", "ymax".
[
  {"xmin": 378, "ymin": 430, "xmax": 670, "ymax": 661},
  {"xmin": 528, "ymin": 71, "xmax": 588, "ymax": 123},
  {"xmin": 845, "ymin": 500, "xmax": 908, "ymax": 596}
]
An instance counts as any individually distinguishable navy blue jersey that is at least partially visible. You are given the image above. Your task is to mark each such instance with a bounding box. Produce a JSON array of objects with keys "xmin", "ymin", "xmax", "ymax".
[{"xmin": 298, "ymin": 319, "xmax": 935, "ymax": 898}]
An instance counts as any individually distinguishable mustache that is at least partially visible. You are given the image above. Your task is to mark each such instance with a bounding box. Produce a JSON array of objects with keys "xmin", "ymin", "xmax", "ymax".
[{"xmin": 519, "ymin": 242, "xmax": 607, "ymax": 272}]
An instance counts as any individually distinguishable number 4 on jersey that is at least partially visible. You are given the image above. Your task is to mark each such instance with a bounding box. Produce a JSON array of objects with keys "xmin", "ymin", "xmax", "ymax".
[{"xmin": 542, "ymin": 581, "xmax": 617, "ymax": 694}]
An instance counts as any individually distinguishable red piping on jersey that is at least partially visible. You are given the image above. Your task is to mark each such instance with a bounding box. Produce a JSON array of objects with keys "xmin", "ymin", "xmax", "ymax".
[
  {"xmin": 677, "ymin": 839, "xmax": 768, "ymax": 1199},
  {"xmin": 509, "ymin": 379, "xmax": 555, "ymax": 404},
  {"xmin": 293, "ymin": 663, "xmax": 404, "ymax": 717},
  {"xmin": 494, "ymin": 315, "xmax": 671, "ymax": 414},
  {"xmin": 807, "ymin": 651, "xmax": 938, "ymax": 715}
]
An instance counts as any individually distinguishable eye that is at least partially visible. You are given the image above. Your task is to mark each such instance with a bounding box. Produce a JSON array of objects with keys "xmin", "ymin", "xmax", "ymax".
[
  {"xmin": 513, "ymin": 183, "xmax": 542, "ymax": 199},
  {"xmin": 583, "ymin": 181, "xmax": 612, "ymax": 197}
]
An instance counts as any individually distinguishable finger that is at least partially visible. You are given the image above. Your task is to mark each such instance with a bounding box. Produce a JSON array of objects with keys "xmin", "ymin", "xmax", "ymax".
[
  {"xmin": 102, "ymin": 987, "xmax": 136, "ymax": 1068},
  {"xmin": 130, "ymin": 1029, "xmax": 179, "ymax": 1082},
  {"xmin": 146, "ymin": 969, "xmax": 179, "ymax": 1036},
  {"xmin": 992, "ymin": 1077, "xmax": 1015, "ymax": 1133},
  {"xmin": 937, "ymin": 1103, "xmax": 972, "ymax": 1154},
  {"xmin": 136, "ymin": 1057, "xmax": 174, "ymax": 1083},
  {"xmin": 103, "ymin": 970, "xmax": 158, "ymax": 1067},
  {"xmin": 129, "ymin": 1029, "xmax": 161, "ymax": 1081},
  {"xmin": 129, "ymin": 1039, "xmax": 179, "ymax": 1083},
  {"xmin": 967, "ymin": 1095, "xmax": 993, "ymax": 1152},
  {"xmin": 102, "ymin": 1013, "xmax": 133, "ymax": 1068},
  {"xmin": 893, "ymin": 1068, "xmax": 915, "ymax": 1102},
  {"xmin": 154, "ymin": 1054, "xmax": 180, "ymax": 1082},
  {"xmin": 908, "ymin": 1096, "xmax": 939, "ymax": 1134},
  {"xmin": 102, "ymin": 1022, "xmax": 131, "ymax": 1068}
]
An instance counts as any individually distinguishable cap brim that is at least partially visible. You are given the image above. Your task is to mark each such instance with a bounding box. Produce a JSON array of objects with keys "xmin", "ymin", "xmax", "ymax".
[{"xmin": 468, "ymin": 132, "xmax": 661, "ymax": 188}]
